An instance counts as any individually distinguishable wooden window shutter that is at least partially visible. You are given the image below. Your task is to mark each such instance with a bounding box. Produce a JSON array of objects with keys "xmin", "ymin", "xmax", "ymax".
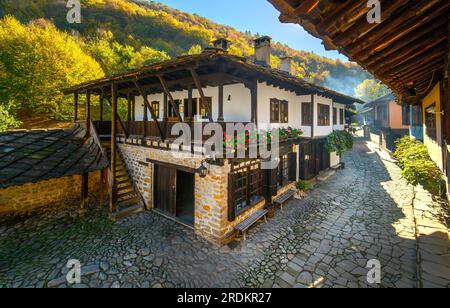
[
  {"xmin": 288, "ymin": 152, "xmax": 297, "ymax": 181},
  {"xmin": 227, "ymin": 173, "xmax": 237, "ymax": 222}
]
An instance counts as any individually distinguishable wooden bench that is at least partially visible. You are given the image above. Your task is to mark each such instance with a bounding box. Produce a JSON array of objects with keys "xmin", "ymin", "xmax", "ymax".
[
  {"xmin": 273, "ymin": 189, "xmax": 296, "ymax": 210},
  {"xmin": 235, "ymin": 209, "xmax": 268, "ymax": 240}
]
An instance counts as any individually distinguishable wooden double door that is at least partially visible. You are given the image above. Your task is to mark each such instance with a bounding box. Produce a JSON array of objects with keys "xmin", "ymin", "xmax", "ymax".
[
  {"xmin": 154, "ymin": 165, "xmax": 195, "ymax": 226},
  {"xmin": 299, "ymin": 139, "xmax": 330, "ymax": 180}
]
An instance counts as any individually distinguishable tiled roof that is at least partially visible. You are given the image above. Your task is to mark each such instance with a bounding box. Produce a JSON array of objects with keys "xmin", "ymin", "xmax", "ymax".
[{"xmin": 0, "ymin": 125, "xmax": 108, "ymax": 189}]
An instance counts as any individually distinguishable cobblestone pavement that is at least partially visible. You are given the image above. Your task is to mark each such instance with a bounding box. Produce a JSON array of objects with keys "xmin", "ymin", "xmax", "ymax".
[{"xmin": 0, "ymin": 138, "xmax": 448, "ymax": 288}]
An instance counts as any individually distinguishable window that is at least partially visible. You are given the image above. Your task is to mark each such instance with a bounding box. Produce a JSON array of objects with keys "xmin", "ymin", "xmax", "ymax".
[
  {"xmin": 270, "ymin": 99, "xmax": 280, "ymax": 123},
  {"xmin": 333, "ymin": 108, "xmax": 337, "ymax": 125},
  {"xmin": 199, "ymin": 97, "xmax": 212, "ymax": 119},
  {"xmin": 402, "ymin": 104, "xmax": 411, "ymax": 126},
  {"xmin": 270, "ymin": 99, "xmax": 289, "ymax": 123},
  {"xmin": 412, "ymin": 104, "xmax": 423, "ymax": 126},
  {"xmin": 302, "ymin": 103, "xmax": 312, "ymax": 126},
  {"xmin": 229, "ymin": 161, "xmax": 264, "ymax": 219},
  {"xmin": 340, "ymin": 109, "xmax": 345, "ymax": 125},
  {"xmin": 425, "ymin": 104, "xmax": 437, "ymax": 141},
  {"xmin": 168, "ymin": 99, "xmax": 181, "ymax": 118},
  {"xmin": 317, "ymin": 104, "xmax": 330, "ymax": 126},
  {"xmin": 151, "ymin": 101, "xmax": 160, "ymax": 118}
]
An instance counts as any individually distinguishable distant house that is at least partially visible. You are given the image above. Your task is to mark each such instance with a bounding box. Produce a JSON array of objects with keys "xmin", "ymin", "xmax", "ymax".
[
  {"xmin": 6, "ymin": 37, "xmax": 361, "ymax": 245},
  {"xmin": 360, "ymin": 94, "xmax": 410, "ymax": 152}
]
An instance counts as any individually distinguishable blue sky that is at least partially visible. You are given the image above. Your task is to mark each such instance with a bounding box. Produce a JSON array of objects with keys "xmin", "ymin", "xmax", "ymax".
[{"xmin": 155, "ymin": 0, "xmax": 348, "ymax": 61}]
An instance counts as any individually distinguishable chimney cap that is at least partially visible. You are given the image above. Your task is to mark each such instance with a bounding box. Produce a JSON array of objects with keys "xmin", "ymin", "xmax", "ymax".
[
  {"xmin": 212, "ymin": 38, "xmax": 231, "ymax": 51},
  {"xmin": 254, "ymin": 36, "xmax": 272, "ymax": 45}
]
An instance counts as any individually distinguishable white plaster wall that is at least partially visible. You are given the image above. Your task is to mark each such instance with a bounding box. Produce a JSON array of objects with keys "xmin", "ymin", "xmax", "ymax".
[
  {"xmin": 333, "ymin": 102, "xmax": 346, "ymax": 131},
  {"xmin": 257, "ymin": 82, "xmax": 312, "ymax": 137},
  {"xmin": 132, "ymin": 82, "xmax": 339, "ymax": 139},
  {"xmin": 134, "ymin": 84, "xmax": 252, "ymax": 123},
  {"xmin": 314, "ymin": 95, "xmax": 333, "ymax": 137}
]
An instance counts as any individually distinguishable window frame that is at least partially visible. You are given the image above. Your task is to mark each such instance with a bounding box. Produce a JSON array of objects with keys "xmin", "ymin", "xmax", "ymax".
[
  {"xmin": 301, "ymin": 103, "xmax": 312, "ymax": 126},
  {"xmin": 425, "ymin": 103, "xmax": 437, "ymax": 141},
  {"xmin": 151, "ymin": 101, "xmax": 160, "ymax": 119},
  {"xmin": 317, "ymin": 103, "xmax": 331, "ymax": 126},
  {"xmin": 333, "ymin": 108, "xmax": 337, "ymax": 125},
  {"xmin": 340, "ymin": 109, "xmax": 345, "ymax": 125}
]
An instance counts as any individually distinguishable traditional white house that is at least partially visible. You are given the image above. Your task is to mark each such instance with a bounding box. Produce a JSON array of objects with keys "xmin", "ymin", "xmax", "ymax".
[{"xmin": 64, "ymin": 37, "xmax": 362, "ymax": 245}]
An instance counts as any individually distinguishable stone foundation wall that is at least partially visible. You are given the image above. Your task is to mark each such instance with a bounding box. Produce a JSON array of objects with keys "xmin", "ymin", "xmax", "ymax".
[
  {"xmin": 0, "ymin": 171, "xmax": 101, "ymax": 217},
  {"xmin": 118, "ymin": 143, "xmax": 298, "ymax": 246}
]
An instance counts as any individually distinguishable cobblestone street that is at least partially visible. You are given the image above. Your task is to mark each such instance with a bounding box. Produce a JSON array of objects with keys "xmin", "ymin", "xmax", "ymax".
[{"xmin": 0, "ymin": 138, "xmax": 449, "ymax": 288}]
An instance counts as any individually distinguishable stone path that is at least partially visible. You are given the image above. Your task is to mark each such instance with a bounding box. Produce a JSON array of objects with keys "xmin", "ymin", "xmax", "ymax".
[{"xmin": 0, "ymin": 138, "xmax": 448, "ymax": 288}]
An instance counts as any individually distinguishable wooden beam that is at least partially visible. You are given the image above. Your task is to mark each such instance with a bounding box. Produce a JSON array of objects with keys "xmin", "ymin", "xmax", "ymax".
[
  {"xmin": 218, "ymin": 81, "xmax": 224, "ymax": 122},
  {"xmin": 81, "ymin": 172, "xmax": 89, "ymax": 210},
  {"xmin": 127, "ymin": 93, "xmax": 132, "ymax": 133},
  {"xmin": 294, "ymin": 0, "xmax": 320, "ymax": 15},
  {"xmin": 110, "ymin": 83, "xmax": 118, "ymax": 213},
  {"xmin": 157, "ymin": 75, "xmax": 183, "ymax": 122},
  {"xmin": 133, "ymin": 79, "xmax": 165, "ymax": 139},
  {"xmin": 190, "ymin": 68, "xmax": 213, "ymax": 122},
  {"xmin": 74, "ymin": 92, "xmax": 79, "ymax": 122},
  {"xmin": 86, "ymin": 90, "xmax": 91, "ymax": 134},
  {"xmin": 187, "ymin": 86, "xmax": 193, "ymax": 123},
  {"xmin": 99, "ymin": 94, "xmax": 104, "ymax": 122},
  {"xmin": 362, "ymin": 14, "xmax": 450, "ymax": 66}
]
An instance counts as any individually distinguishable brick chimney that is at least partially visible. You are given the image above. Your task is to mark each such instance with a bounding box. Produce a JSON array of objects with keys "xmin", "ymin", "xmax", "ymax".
[
  {"xmin": 280, "ymin": 56, "xmax": 293, "ymax": 74},
  {"xmin": 254, "ymin": 36, "xmax": 272, "ymax": 67},
  {"xmin": 212, "ymin": 38, "xmax": 230, "ymax": 51}
]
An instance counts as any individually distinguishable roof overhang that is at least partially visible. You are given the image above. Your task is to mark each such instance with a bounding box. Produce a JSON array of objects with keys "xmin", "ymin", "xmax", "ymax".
[{"xmin": 268, "ymin": 0, "xmax": 450, "ymax": 102}]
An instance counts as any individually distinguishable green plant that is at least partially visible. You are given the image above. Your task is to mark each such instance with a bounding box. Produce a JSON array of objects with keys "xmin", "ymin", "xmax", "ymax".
[
  {"xmin": 325, "ymin": 130, "xmax": 354, "ymax": 155},
  {"xmin": 296, "ymin": 180, "xmax": 310, "ymax": 192},
  {"xmin": 394, "ymin": 136, "xmax": 445, "ymax": 196}
]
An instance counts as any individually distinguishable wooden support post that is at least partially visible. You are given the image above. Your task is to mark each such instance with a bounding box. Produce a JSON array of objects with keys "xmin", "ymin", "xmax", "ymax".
[
  {"xmin": 158, "ymin": 75, "xmax": 183, "ymax": 122},
  {"xmin": 100, "ymin": 94, "xmax": 104, "ymax": 122},
  {"xmin": 133, "ymin": 80, "xmax": 165, "ymax": 139},
  {"xmin": 246, "ymin": 79, "xmax": 258, "ymax": 125},
  {"xmin": 74, "ymin": 92, "xmax": 79, "ymax": 122},
  {"xmin": 188, "ymin": 86, "xmax": 194, "ymax": 123},
  {"xmin": 99, "ymin": 169, "xmax": 105, "ymax": 207},
  {"xmin": 81, "ymin": 172, "xmax": 89, "ymax": 210},
  {"xmin": 218, "ymin": 82, "xmax": 225, "ymax": 122},
  {"xmin": 143, "ymin": 93, "xmax": 148, "ymax": 139},
  {"xmin": 110, "ymin": 83, "xmax": 118, "ymax": 213},
  {"xmin": 190, "ymin": 68, "xmax": 213, "ymax": 122},
  {"xmin": 86, "ymin": 90, "xmax": 91, "ymax": 134},
  {"xmin": 311, "ymin": 94, "xmax": 315, "ymax": 138},
  {"xmin": 127, "ymin": 93, "xmax": 132, "ymax": 134},
  {"xmin": 132, "ymin": 95, "xmax": 136, "ymax": 121}
]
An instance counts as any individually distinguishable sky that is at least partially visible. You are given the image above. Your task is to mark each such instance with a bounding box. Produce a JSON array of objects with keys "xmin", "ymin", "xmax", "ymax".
[{"xmin": 155, "ymin": 0, "xmax": 348, "ymax": 61}]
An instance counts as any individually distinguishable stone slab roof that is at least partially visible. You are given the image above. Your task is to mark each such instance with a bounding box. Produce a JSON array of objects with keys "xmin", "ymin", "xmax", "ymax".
[{"xmin": 0, "ymin": 125, "xmax": 108, "ymax": 189}]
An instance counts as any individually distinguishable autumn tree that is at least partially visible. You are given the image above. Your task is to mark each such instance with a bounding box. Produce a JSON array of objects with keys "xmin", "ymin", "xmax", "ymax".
[
  {"xmin": 0, "ymin": 16, "xmax": 104, "ymax": 128},
  {"xmin": 354, "ymin": 79, "xmax": 391, "ymax": 102}
]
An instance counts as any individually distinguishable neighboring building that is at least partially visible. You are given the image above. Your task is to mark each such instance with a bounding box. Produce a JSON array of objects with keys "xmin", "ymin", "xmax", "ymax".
[
  {"xmin": 361, "ymin": 94, "xmax": 410, "ymax": 152},
  {"xmin": 0, "ymin": 126, "xmax": 108, "ymax": 217},
  {"xmin": 268, "ymin": 0, "xmax": 450, "ymax": 196},
  {"xmin": 63, "ymin": 37, "xmax": 362, "ymax": 245}
]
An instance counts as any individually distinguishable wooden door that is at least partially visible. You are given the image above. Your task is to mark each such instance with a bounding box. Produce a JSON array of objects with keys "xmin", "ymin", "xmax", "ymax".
[{"xmin": 154, "ymin": 165, "xmax": 177, "ymax": 216}]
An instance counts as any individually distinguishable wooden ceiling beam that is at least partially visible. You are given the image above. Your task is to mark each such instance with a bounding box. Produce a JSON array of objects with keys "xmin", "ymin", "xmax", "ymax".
[
  {"xmin": 364, "ymin": 16, "xmax": 448, "ymax": 66},
  {"xmin": 316, "ymin": 0, "xmax": 367, "ymax": 36},
  {"xmin": 368, "ymin": 28, "xmax": 448, "ymax": 72},
  {"xmin": 352, "ymin": 1, "xmax": 450, "ymax": 60},
  {"xmin": 332, "ymin": 0, "xmax": 412, "ymax": 46},
  {"xmin": 379, "ymin": 45, "xmax": 446, "ymax": 78},
  {"xmin": 294, "ymin": 0, "xmax": 321, "ymax": 15}
]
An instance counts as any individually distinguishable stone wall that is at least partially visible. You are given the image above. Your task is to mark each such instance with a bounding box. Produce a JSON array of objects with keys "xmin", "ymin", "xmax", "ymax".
[
  {"xmin": 0, "ymin": 171, "xmax": 101, "ymax": 217},
  {"xmin": 118, "ymin": 143, "xmax": 298, "ymax": 246}
]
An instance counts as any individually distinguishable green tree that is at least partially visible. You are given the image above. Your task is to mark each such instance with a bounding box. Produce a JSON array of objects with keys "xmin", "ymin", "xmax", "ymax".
[
  {"xmin": 354, "ymin": 79, "xmax": 390, "ymax": 102},
  {"xmin": 0, "ymin": 16, "xmax": 104, "ymax": 124}
]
